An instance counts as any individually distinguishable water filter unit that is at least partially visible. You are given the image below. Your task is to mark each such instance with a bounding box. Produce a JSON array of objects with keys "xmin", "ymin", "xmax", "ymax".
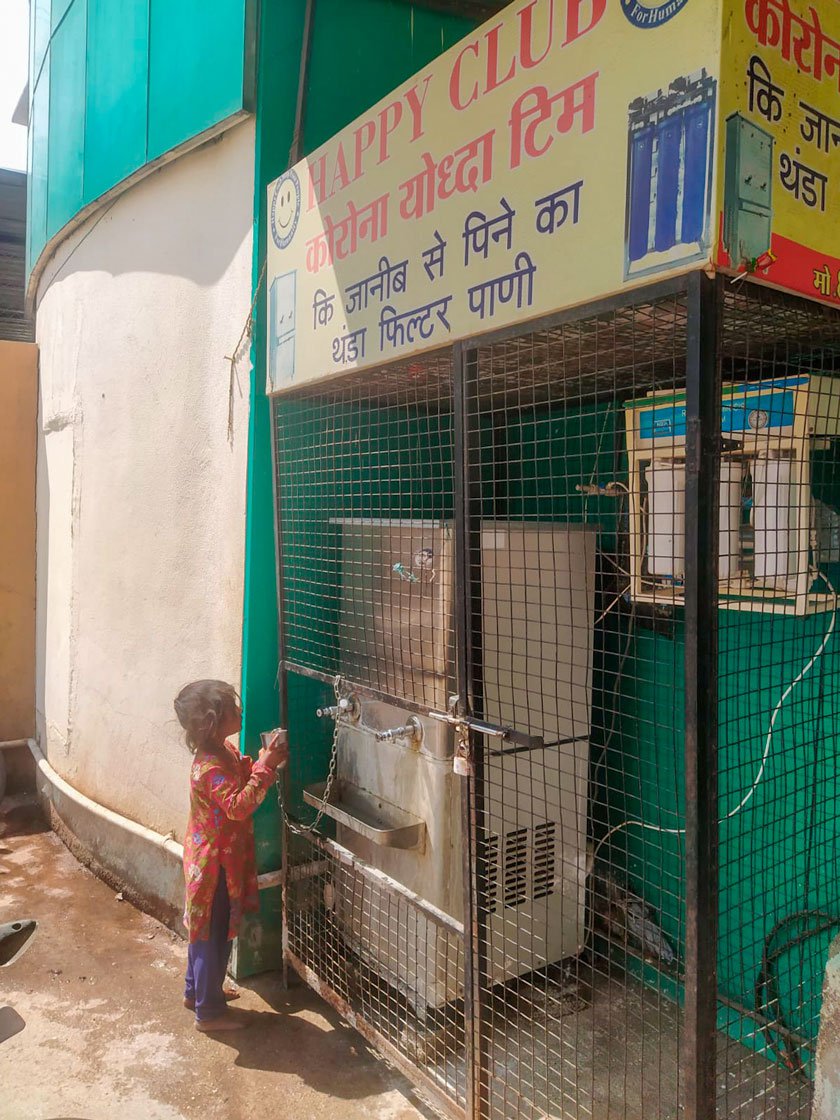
[
  {"xmin": 624, "ymin": 375, "xmax": 840, "ymax": 615},
  {"xmin": 641, "ymin": 459, "xmax": 742, "ymax": 585},
  {"xmin": 719, "ymin": 460, "xmax": 743, "ymax": 582},
  {"xmin": 646, "ymin": 461, "xmax": 686, "ymax": 580},
  {"xmin": 753, "ymin": 456, "xmax": 792, "ymax": 582}
]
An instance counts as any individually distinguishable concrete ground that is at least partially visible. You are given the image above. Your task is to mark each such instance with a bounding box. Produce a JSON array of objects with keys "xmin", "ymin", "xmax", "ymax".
[{"xmin": 0, "ymin": 797, "xmax": 429, "ymax": 1120}]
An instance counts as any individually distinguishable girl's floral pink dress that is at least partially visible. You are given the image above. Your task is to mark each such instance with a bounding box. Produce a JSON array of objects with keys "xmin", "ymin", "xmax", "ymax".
[{"xmin": 182, "ymin": 741, "xmax": 275, "ymax": 943}]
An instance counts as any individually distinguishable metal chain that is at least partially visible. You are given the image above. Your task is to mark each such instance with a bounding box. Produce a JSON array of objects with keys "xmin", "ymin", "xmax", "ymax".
[{"xmin": 276, "ymin": 674, "xmax": 342, "ymax": 836}]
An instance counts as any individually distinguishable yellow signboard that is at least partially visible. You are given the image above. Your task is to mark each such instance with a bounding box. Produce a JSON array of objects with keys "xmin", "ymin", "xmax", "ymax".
[
  {"xmin": 716, "ymin": 0, "xmax": 840, "ymax": 302},
  {"xmin": 266, "ymin": 0, "xmax": 723, "ymax": 392}
]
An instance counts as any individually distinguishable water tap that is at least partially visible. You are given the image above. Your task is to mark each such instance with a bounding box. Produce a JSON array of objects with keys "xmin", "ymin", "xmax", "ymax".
[
  {"xmin": 316, "ymin": 696, "xmax": 359, "ymax": 721},
  {"xmin": 374, "ymin": 716, "xmax": 423, "ymax": 744}
]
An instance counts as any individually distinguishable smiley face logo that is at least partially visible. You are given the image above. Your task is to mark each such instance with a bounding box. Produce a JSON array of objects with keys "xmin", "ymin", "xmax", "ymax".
[{"xmin": 271, "ymin": 169, "xmax": 301, "ymax": 250}]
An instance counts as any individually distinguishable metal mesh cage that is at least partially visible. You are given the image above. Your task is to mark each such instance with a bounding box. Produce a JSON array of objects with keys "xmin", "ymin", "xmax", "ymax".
[
  {"xmin": 465, "ymin": 292, "xmax": 691, "ymax": 1120},
  {"xmin": 284, "ymin": 830, "xmax": 468, "ymax": 1115},
  {"xmin": 714, "ymin": 284, "xmax": 840, "ymax": 1119},
  {"xmin": 275, "ymin": 349, "xmax": 455, "ymax": 711},
  {"xmin": 273, "ymin": 275, "xmax": 840, "ymax": 1120}
]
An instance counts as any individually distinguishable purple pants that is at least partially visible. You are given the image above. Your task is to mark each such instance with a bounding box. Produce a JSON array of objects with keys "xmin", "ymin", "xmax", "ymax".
[{"xmin": 185, "ymin": 870, "xmax": 233, "ymax": 1021}]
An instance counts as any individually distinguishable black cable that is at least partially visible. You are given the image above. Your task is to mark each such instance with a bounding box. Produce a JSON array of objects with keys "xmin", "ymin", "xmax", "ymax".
[{"xmin": 754, "ymin": 909, "xmax": 840, "ymax": 1077}]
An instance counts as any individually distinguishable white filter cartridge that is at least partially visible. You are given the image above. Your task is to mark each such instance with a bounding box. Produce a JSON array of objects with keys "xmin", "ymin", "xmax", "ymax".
[
  {"xmin": 718, "ymin": 461, "xmax": 742, "ymax": 581},
  {"xmin": 646, "ymin": 460, "xmax": 686, "ymax": 579},
  {"xmin": 753, "ymin": 457, "xmax": 793, "ymax": 581}
]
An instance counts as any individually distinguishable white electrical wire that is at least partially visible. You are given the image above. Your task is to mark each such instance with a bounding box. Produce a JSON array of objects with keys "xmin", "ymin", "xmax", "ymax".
[
  {"xmin": 594, "ymin": 586, "xmax": 631, "ymax": 626},
  {"xmin": 603, "ymin": 552, "xmax": 632, "ymax": 579},
  {"xmin": 592, "ymin": 573, "xmax": 837, "ymax": 864},
  {"xmin": 722, "ymin": 573, "xmax": 836, "ymax": 820}
]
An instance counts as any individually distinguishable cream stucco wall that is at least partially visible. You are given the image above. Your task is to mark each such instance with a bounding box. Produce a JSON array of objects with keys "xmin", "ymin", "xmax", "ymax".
[{"xmin": 35, "ymin": 120, "xmax": 256, "ymax": 842}]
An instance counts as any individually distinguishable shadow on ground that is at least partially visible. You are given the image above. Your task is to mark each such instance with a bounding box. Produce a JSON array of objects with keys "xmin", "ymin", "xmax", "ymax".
[{"xmin": 0, "ymin": 796, "xmax": 427, "ymax": 1120}]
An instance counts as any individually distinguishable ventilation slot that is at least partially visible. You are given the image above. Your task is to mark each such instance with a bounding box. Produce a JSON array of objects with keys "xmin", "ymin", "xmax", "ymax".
[
  {"xmin": 503, "ymin": 828, "xmax": 529, "ymax": 908},
  {"xmin": 532, "ymin": 822, "xmax": 556, "ymax": 900},
  {"xmin": 478, "ymin": 832, "xmax": 500, "ymax": 914}
]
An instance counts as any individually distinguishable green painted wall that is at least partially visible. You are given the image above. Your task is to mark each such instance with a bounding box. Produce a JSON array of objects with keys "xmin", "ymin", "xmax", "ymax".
[
  {"xmin": 27, "ymin": 0, "xmax": 253, "ymax": 278},
  {"xmin": 500, "ymin": 402, "xmax": 840, "ymax": 1071},
  {"xmin": 237, "ymin": 0, "xmax": 478, "ymax": 975},
  {"xmin": 266, "ymin": 381, "xmax": 840, "ymax": 1072},
  {"xmin": 236, "ymin": 0, "xmax": 307, "ymax": 977}
]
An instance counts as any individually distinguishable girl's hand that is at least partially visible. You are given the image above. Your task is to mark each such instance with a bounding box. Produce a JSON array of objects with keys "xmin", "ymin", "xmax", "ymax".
[
  {"xmin": 258, "ymin": 730, "xmax": 289, "ymax": 771},
  {"xmin": 260, "ymin": 745, "xmax": 288, "ymax": 771}
]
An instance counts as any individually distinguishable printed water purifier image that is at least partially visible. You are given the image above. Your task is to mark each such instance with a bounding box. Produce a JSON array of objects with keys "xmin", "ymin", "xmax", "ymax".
[
  {"xmin": 625, "ymin": 71, "xmax": 717, "ymax": 279},
  {"xmin": 723, "ymin": 111, "xmax": 774, "ymax": 271},
  {"xmin": 269, "ymin": 271, "xmax": 297, "ymax": 386}
]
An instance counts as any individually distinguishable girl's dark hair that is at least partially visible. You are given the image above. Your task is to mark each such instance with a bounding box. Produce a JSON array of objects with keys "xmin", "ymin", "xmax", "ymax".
[{"xmin": 174, "ymin": 679, "xmax": 239, "ymax": 754}]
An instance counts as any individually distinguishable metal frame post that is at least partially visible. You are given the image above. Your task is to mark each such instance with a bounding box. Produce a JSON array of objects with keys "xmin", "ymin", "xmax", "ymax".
[
  {"xmin": 682, "ymin": 270, "xmax": 721, "ymax": 1119},
  {"xmin": 268, "ymin": 393, "xmax": 292, "ymax": 989},
  {"xmin": 453, "ymin": 341, "xmax": 489, "ymax": 1120}
]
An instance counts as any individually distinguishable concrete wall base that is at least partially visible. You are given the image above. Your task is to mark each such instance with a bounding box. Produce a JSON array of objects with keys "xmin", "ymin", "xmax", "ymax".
[{"xmin": 35, "ymin": 773, "xmax": 185, "ymax": 936}]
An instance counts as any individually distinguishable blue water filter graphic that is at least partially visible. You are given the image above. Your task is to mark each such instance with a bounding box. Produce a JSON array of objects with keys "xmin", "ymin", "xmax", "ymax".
[
  {"xmin": 628, "ymin": 125, "xmax": 654, "ymax": 263},
  {"xmin": 682, "ymin": 100, "xmax": 712, "ymax": 244},
  {"xmin": 625, "ymin": 71, "xmax": 716, "ymax": 273},
  {"xmin": 654, "ymin": 114, "xmax": 683, "ymax": 253}
]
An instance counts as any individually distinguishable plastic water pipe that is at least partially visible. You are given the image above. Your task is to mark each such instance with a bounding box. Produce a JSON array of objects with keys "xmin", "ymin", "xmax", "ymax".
[{"xmin": 26, "ymin": 737, "xmax": 184, "ymax": 860}]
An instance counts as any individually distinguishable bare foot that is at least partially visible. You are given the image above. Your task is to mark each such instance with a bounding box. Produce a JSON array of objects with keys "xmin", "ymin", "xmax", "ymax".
[
  {"xmin": 195, "ymin": 1014, "xmax": 247, "ymax": 1033},
  {"xmin": 184, "ymin": 987, "xmax": 240, "ymax": 1010}
]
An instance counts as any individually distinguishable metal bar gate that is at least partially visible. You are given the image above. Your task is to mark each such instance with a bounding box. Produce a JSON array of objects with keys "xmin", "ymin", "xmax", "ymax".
[{"xmin": 273, "ymin": 273, "xmax": 840, "ymax": 1120}]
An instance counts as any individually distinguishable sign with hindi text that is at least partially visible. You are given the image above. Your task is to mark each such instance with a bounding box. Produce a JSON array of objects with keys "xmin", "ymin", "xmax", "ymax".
[
  {"xmin": 266, "ymin": 0, "xmax": 725, "ymax": 392},
  {"xmin": 716, "ymin": 0, "xmax": 840, "ymax": 303}
]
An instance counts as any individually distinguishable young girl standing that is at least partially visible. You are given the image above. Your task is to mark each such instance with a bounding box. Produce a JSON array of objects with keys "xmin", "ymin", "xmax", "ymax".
[{"xmin": 174, "ymin": 679, "xmax": 287, "ymax": 1032}]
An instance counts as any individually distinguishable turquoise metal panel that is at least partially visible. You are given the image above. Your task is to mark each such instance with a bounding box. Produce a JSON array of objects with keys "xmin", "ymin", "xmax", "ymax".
[
  {"xmin": 47, "ymin": 0, "xmax": 86, "ymax": 238},
  {"xmin": 27, "ymin": 58, "xmax": 50, "ymax": 278},
  {"xmin": 30, "ymin": 0, "xmax": 52, "ymax": 94},
  {"xmin": 28, "ymin": 0, "xmax": 251, "ymax": 281},
  {"xmin": 84, "ymin": 0, "xmax": 150, "ymax": 200},
  {"xmin": 51, "ymin": 0, "xmax": 76, "ymax": 29},
  {"xmin": 147, "ymin": 0, "xmax": 247, "ymax": 160}
]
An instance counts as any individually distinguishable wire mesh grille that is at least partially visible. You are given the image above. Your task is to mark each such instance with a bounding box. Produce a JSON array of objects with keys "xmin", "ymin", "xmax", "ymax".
[
  {"xmin": 275, "ymin": 352, "xmax": 455, "ymax": 710},
  {"xmin": 274, "ymin": 276, "xmax": 840, "ymax": 1120},
  {"xmin": 715, "ymin": 283, "xmax": 840, "ymax": 1120},
  {"xmin": 285, "ymin": 832, "xmax": 468, "ymax": 1113},
  {"xmin": 466, "ymin": 291, "xmax": 691, "ymax": 1120},
  {"xmin": 275, "ymin": 350, "xmax": 467, "ymax": 1116}
]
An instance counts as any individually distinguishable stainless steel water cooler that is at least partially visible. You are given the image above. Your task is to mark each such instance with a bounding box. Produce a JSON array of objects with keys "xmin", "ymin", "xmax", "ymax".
[{"xmin": 304, "ymin": 518, "xmax": 596, "ymax": 1011}]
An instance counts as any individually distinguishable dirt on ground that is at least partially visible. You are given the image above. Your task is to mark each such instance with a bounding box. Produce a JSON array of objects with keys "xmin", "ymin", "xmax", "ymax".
[{"xmin": 0, "ymin": 796, "xmax": 428, "ymax": 1120}]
